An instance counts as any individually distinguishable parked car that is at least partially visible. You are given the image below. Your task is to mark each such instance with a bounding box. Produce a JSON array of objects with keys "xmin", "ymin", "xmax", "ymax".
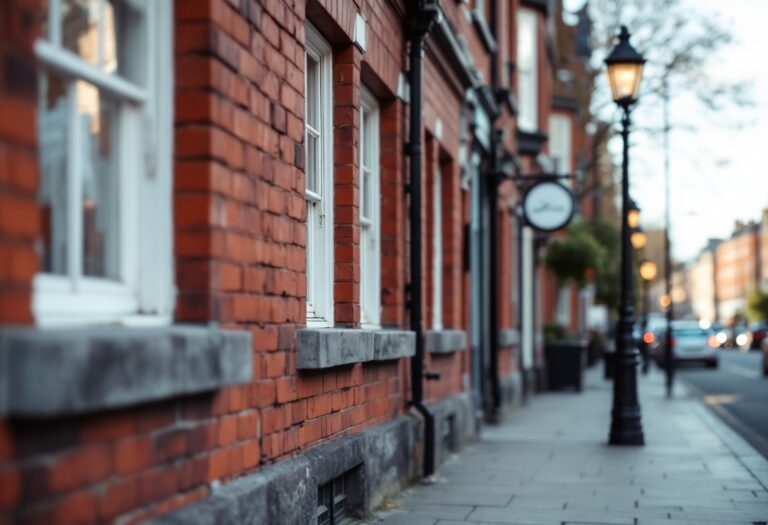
[
  {"xmin": 655, "ymin": 320, "xmax": 719, "ymax": 368},
  {"xmin": 714, "ymin": 325, "xmax": 748, "ymax": 350}
]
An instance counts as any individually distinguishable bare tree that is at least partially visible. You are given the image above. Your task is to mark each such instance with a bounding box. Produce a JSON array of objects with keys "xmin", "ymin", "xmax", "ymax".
[{"xmin": 586, "ymin": 0, "xmax": 752, "ymax": 128}]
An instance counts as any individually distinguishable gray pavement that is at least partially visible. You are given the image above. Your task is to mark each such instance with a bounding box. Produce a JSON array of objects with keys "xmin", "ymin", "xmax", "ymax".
[
  {"xmin": 362, "ymin": 367, "xmax": 768, "ymax": 525},
  {"xmin": 680, "ymin": 350, "xmax": 768, "ymax": 460}
]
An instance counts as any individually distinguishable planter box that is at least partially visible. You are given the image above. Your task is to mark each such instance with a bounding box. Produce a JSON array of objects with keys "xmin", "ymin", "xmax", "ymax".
[{"xmin": 545, "ymin": 340, "xmax": 587, "ymax": 392}]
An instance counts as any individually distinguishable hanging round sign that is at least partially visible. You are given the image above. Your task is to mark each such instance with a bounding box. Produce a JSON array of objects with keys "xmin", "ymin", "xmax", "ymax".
[{"xmin": 522, "ymin": 181, "xmax": 575, "ymax": 232}]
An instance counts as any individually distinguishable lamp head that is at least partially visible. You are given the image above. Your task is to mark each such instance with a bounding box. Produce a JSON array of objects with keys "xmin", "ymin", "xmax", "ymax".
[{"xmin": 605, "ymin": 26, "xmax": 646, "ymax": 107}]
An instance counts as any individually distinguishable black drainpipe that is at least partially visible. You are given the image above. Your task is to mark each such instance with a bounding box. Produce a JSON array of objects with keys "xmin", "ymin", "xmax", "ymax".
[
  {"xmin": 487, "ymin": 0, "xmax": 502, "ymax": 419},
  {"xmin": 407, "ymin": 0, "xmax": 439, "ymax": 478}
]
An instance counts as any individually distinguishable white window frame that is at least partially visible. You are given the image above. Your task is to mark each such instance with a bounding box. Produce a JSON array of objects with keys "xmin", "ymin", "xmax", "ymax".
[
  {"xmin": 359, "ymin": 87, "xmax": 380, "ymax": 329},
  {"xmin": 432, "ymin": 162, "xmax": 443, "ymax": 330},
  {"xmin": 305, "ymin": 24, "xmax": 334, "ymax": 328},
  {"xmin": 32, "ymin": 0, "xmax": 174, "ymax": 328},
  {"xmin": 517, "ymin": 8, "xmax": 538, "ymax": 132},
  {"xmin": 549, "ymin": 114, "xmax": 572, "ymax": 175}
]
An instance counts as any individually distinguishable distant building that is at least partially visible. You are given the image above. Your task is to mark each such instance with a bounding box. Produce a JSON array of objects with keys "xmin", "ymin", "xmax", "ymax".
[
  {"xmin": 672, "ymin": 263, "xmax": 693, "ymax": 320},
  {"xmin": 690, "ymin": 240, "xmax": 720, "ymax": 323},
  {"xmin": 715, "ymin": 220, "xmax": 762, "ymax": 323}
]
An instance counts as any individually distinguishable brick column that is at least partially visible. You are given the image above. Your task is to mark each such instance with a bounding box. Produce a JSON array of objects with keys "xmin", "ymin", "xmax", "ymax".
[
  {"xmin": 380, "ymin": 99, "xmax": 406, "ymax": 328},
  {"xmin": 0, "ymin": 0, "xmax": 41, "ymax": 325},
  {"xmin": 333, "ymin": 44, "xmax": 362, "ymax": 327}
]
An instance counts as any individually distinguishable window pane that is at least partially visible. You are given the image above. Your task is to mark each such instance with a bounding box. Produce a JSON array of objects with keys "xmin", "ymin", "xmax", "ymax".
[
  {"xmin": 61, "ymin": 0, "xmax": 144, "ymax": 83},
  {"xmin": 38, "ymin": 72, "xmax": 70, "ymax": 275},
  {"xmin": 306, "ymin": 54, "xmax": 318, "ymax": 129},
  {"xmin": 306, "ymin": 132, "xmax": 318, "ymax": 194},
  {"xmin": 361, "ymin": 169, "xmax": 371, "ymax": 221},
  {"xmin": 76, "ymin": 80, "xmax": 120, "ymax": 278}
]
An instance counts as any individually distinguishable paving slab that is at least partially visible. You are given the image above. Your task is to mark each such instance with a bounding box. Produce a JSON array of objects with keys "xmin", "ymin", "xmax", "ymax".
[{"xmin": 361, "ymin": 368, "xmax": 768, "ymax": 524}]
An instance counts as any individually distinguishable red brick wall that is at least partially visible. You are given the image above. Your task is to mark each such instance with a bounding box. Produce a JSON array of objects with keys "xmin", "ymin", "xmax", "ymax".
[
  {"xmin": 0, "ymin": 1, "xmax": 414, "ymax": 522},
  {"xmin": 0, "ymin": 0, "xmax": 39, "ymax": 326},
  {"xmin": 0, "ymin": 0, "xmax": 41, "ymax": 516},
  {"xmin": 0, "ymin": 0, "xmax": 572, "ymax": 521}
]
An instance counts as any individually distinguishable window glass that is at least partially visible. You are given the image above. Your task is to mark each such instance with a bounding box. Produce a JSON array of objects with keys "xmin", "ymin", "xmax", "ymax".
[
  {"xmin": 549, "ymin": 114, "xmax": 572, "ymax": 175},
  {"xmin": 77, "ymin": 80, "xmax": 120, "ymax": 278},
  {"xmin": 38, "ymin": 71, "xmax": 70, "ymax": 276},
  {"xmin": 304, "ymin": 25, "xmax": 333, "ymax": 326},
  {"xmin": 305, "ymin": 54, "xmax": 320, "ymax": 195},
  {"xmin": 359, "ymin": 89, "xmax": 379, "ymax": 327},
  {"xmin": 306, "ymin": 132, "xmax": 318, "ymax": 194},
  {"xmin": 305, "ymin": 55, "xmax": 318, "ymax": 129},
  {"xmin": 60, "ymin": 0, "xmax": 144, "ymax": 83},
  {"xmin": 34, "ymin": 0, "xmax": 173, "ymax": 326},
  {"xmin": 361, "ymin": 167, "xmax": 371, "ymax": 222},
  {"xmin": 432, "ymin": 165, "xmax": 442, "ymax": 329},
  {"xmin": 360, "ymin": 106, "xmax": 371, "ymax": 223},
  {"xmin": 516, "ymin": 8, "xmax": 538, "ymax": 131}
]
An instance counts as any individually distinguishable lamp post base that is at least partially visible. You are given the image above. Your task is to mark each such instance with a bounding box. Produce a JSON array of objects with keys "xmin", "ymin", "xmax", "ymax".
[
  {"xmin": 609, "ymin": 340, "xmax": 645, "ymax": 446},
  {"xmin": 609, "ymin": 409, "xmax": 645, "ymax": 445}
]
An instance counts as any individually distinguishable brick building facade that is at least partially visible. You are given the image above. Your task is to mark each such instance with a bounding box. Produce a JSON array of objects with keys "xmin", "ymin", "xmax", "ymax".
[{"xmin": 0, "ymin": 0, "xmax": 594, "ymax": 523}]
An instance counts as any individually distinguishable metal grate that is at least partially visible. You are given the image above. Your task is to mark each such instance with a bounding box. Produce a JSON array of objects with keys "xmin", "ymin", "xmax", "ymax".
[{"xmin": 317, "ymin": 474, "xmax": 350, "ymax": 525}]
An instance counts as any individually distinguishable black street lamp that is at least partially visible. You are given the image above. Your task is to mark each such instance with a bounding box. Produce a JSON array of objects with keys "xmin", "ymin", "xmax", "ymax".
[{"xmin": 605, "ymin": 25, "xmax": 646, "ymax": 446}]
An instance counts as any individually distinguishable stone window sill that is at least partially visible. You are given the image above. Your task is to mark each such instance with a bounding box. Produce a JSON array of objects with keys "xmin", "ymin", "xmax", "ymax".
[
  {"xmin": 426, "ymin": 330, "xmax": 467, "ymax": 354},
  {"xmin": 0, "ymin": 326, "xmax": 252, "ymax": 418},
  {"xmin": 297, "ymin": 328, "xmax": 415, "ymax": 370}
]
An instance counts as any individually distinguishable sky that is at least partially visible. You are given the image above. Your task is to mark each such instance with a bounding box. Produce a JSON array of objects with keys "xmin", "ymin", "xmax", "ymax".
[{"xmin": 566, "ymin": 0, "xmax": 768, "ymax": 263}]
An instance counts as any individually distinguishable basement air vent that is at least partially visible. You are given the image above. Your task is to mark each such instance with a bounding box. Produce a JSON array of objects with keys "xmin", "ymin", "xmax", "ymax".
[{"xmin": 317, "ymin": 474, "xmax": 351, "ymax": 525}]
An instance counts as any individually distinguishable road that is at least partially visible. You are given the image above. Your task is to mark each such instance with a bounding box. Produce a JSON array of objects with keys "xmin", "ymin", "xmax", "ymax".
[{"xmin": 677, "ymin": 349, "xmax": 768, "ymax": 459}]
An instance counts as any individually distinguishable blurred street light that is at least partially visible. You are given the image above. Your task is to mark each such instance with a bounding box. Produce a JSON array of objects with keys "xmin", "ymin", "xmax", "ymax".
[
  {"xmin": 639, "ymin": 260, "xmax": 657, "ymax": 375},
  {"xmin": 639, "ymin": 260, "xmax": 657, "ymax": 281},
  {"xmin": 605, "ymin": 25, "xmax": 646, "ymax": 447},
  {"xmin": 671, "ymin": 287, "xmax": 687, "ymax": 303},
  {"xmin": 631, "ymin": 230, "xmax": 647, "ymax": 250},
  {"xmin": 659, "ymin": 294, "xmax": 671, "ymax": 308}
]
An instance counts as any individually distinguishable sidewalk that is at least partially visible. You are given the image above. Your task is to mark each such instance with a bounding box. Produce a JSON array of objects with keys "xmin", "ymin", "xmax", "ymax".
[{"xmin": 363, "ymin": 367, "xmax": 768, "ymax": 525}]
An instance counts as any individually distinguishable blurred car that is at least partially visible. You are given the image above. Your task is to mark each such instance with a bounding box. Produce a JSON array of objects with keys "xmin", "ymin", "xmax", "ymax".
[
  {"xmin": 714, "ymin": 325, "xmax": 748, "ymax": 350},
  {"xmin": 655, "ymin": 320, "xmax": 719, "ymax": 368},
  {"xmin": 745, "ymin": 323, "xmax": 768, "ymax": 351}
]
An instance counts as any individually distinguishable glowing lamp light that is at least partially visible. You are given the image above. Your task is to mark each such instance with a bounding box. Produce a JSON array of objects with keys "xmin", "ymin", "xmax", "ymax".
[
  {"xmin": 631, "ymin": 230, "xmax": 647, "ymax": 249},
  {"xmin": 639, "ymin": 260, "xmax": 657, "ymax": 281},
  {"xmin": 659, "ymin": 294, "xmax": 671, "ymax": 308},
  {"xmin": 604, "ymin": 26, "xmax": 646, "ymax": 106}
]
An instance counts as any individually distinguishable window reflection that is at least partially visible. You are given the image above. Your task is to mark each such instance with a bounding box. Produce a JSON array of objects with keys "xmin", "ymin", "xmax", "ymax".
[
  {"xmin": 77, "ymin": 80, "xmax": 120, "ymax": 279},
  {"xmin": 38, "ymin": 72, "xmax": 69, "ymax": 275},
  {"xmin": 60, "ymin": 0, "xmax": 144, "ymax": 83}
]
